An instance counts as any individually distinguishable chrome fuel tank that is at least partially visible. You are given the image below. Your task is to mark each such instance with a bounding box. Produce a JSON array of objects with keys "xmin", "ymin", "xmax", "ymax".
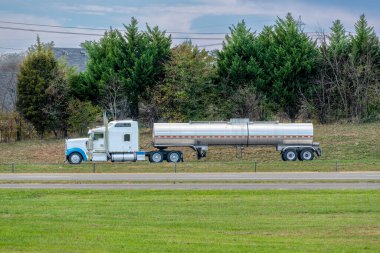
[{"xmin": 153, "ymin": 120, "xmax": 313, "ymax": 147}]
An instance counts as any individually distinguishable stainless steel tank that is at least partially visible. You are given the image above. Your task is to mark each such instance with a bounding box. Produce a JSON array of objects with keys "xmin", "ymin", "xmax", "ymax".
[{"xmin": 153, "ymin": 119, "xmax": 313, "ymax": 147}]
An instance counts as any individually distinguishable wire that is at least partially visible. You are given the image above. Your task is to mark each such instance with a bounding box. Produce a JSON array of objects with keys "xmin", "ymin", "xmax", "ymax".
[
  {"xmin": 0, "ymin": 46, "xmax": 25, "ymax": 51},
  {"xmin": 0, "ymin": 26, "xmax": 225, "ymax": 40},
  {"xmin": 0, "ymin": 20, "xmax": 107, "ymax": 31},
  {"xmin": 198, "ymin": 43, "xmax": 223, "ymax": 47},
  {"xmin": 0, "ymin": 26, "xmax": 103, "ymax": 36},
  {"xmin": 0, "ymin": 20, "xmax": 228, "ymax": 35}
]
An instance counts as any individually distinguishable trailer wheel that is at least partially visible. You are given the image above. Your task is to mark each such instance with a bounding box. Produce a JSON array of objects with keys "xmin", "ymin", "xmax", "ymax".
[
  {"xmin": 150, "ymin": 151, "xmax": 163, "ymax": 163},
  {"xmin": 299, "ymin": 149, "xmax": 314, "ymax": 161},
  {"xmin": 282, "ymin": 149, "xmax": 298, "ymax": 161},
  {"xmin": 68, "ymin": 152, "xmax": 83, "ymax": 164},
  {"xmin": 167, "ymin": 151, "xmax": 181, "ymax": 163}
]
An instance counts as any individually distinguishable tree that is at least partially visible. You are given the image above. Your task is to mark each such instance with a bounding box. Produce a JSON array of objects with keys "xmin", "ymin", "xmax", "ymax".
[
  {"xmin": 83, "ymin": 29, "xmax": 125, "ymax": 105},
  {"xmin": 83, "ymin": 17, "xmax": 171, "ymax": 119},
  {"xmin": 101, "ymin": 78, "xmax": 130, "ymax": 120},
  {"xmin": 312, "ymin": 20, "xmax": 351, "ymax": 123},
  {"xmin": 260, "ymin": 14, "xmax": 318, "ymax": 122},
  {"xmin": 67, "ymin": 99, "xmax": 102, "ymax": 136},
  {"xmin": 44, "ymin": 61, "xmax": 72, "ymax": 138},
  {"xmin": 216, "ymin": 21, "xmax": 266, "ymax": 118},
  {"xmin": 349, "ymin": 14, "xmax": 380, "ymax": 120},
  {"xmin": 312, "ymin": 15, "xmax": 380, "ymax": 122},
  {"xmin": 0, "ymin": 53, "xmax": 24, "ymax": 112},
  {"xmin": 16, "ymin": 37, "xmax": 58, "ymax": 138},
  {"xmin": 156, "ymin": 42, "xmax": 216, "ymax": 121}
]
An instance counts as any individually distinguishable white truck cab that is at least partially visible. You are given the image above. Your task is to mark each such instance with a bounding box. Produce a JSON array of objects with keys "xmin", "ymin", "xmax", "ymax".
[{"xmin": 66, "ymin": 120, "xmax": 149, "ymax": 164}]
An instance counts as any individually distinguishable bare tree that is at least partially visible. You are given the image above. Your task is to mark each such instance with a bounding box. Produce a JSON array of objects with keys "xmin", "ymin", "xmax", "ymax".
[
  {"xmin": 101, "ymin": 78, "xmax": 130, "ymax": 120},
  {"xmin": 0, "ymin": 53, "xmax": 24, "ymax": 112}
]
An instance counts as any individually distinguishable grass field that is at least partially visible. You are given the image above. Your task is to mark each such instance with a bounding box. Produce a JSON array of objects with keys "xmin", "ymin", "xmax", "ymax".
[
  {"xmin": 0, "ymin": 190, "xmax": 379, "ymax": 252},
  {"xmin": 0, "ymin": 122, "xmax": 379, "ymax": 172}
]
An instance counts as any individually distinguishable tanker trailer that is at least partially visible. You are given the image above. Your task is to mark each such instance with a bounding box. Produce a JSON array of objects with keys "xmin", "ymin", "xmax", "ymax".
[
  {"xmin": 152, "ymin": 118, "xmax": 321, "ymax": 162},
  {"xmin": 66, "ymin": 118, "xmax": 321, "ymax": 164}
]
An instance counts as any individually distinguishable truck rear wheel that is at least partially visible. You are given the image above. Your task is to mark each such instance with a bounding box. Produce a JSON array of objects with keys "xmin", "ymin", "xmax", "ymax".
[
  {"xmin": 150, "ymin": 151, "xmax": 163, "ymax": 163},
  {"xmin": 282, "ymin": 149, "xmax": 298, "ymax": 161},
  {"xmin": 299, "ymin": 149, "xmax": 314, "ymax": 161},
  {"xmin": 167, "ymin": 151, "xmax": 181, "ymax": 163}
]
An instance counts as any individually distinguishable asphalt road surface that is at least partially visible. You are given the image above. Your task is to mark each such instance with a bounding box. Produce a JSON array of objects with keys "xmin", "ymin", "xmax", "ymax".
[
  {"xmin": 1, "ymin": 172, "xmax": 380, "ymax": 181},
  {"xmin": 0, "ymin": 183, "xmax": 379, "ymax": 190},
  {"xmin": 1, "ymin": 172, "xmax": 380, "ymax": 189}
]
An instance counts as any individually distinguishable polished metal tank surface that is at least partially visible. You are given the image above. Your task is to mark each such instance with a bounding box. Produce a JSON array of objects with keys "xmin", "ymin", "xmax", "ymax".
[{"xmin": 153, "ymin": 121, "xmax": 313, "ymax": 147}]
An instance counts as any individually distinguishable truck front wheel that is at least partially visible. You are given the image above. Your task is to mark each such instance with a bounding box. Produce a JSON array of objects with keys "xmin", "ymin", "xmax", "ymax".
[{"xmin": 68, "ymin": 152, "xmax": 83, "ymax": 164}]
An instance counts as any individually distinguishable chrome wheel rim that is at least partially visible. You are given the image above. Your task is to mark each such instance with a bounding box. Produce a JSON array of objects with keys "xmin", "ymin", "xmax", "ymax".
[
  {"xmin": 152, "ymin": 152, "xmax": 162, "ymax": 163},
  {"xmin": 286, "ymin": 151, "xmax": 296, "ymax": 160},
  {"xmin": 303, "ymin": 151, "xmax": 312, "ymax": 160},
  {"xmin": 70, "ymin": 154, "xmax": 81, "ymax": 164},
  {"xmin": 169, "ymin": 153, "xmax": 180, "ymax": 162}
]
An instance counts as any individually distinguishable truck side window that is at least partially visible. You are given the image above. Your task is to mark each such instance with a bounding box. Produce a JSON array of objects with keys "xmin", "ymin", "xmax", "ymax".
[
  {"xmin": 116, "ymin": 123, "xmax": 131, "ymax": 127},
  {"xmin": 124, "ymin": 134, "xmax": 130, "ymax": 142},
  {"xmin": 93, "ymin": 133, "xmax": 104, "ymax": 140}
]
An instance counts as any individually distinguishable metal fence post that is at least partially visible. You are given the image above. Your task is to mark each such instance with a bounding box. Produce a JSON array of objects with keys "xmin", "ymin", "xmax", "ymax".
[
  {"xmin": 92, "ymin": 163, "xmax": 96, "ymax": 173},
  {"xmin": 12, "ymin": 162, "xmax": 15, "ymax": 173},
  {"xmin": 336, "ymin": 160, "xmax": 339, "ymax": 172},
  {"xmin": 254, "ymin": 160, "xmax": 257, "ymax": 173}
]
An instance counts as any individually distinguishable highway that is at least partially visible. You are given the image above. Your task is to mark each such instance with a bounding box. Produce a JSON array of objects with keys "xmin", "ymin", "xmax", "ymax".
[
  {"xmin": 1, "ymin": 172, "xmax": 380, "ymax": 181},
  {"xmin": 0, "ymin": 172, "xmax": 380, "ymax": 189},
  {"xmin": 0, "ymin": 182, "xmax": 379, "ymax": 190}
]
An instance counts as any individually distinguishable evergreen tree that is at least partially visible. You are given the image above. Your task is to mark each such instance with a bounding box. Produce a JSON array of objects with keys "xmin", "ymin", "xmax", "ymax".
[
  {"xmin": 44, "ymin": 61, "xmax": 72, "ymax": 138},
  {"xmin": 216, "ymin": 21, "xmax": 266, "ymax": 118},
  {"xmin": 16, "ymin": 37, "xmax": 58, "ymax": 138},
  {"xmin": 261, "ymin": 14, "xmax": 318, "ymax": 121},
  {"xmin": 83, "ymin": 17, "xmax": 171, "ymax": 119}
]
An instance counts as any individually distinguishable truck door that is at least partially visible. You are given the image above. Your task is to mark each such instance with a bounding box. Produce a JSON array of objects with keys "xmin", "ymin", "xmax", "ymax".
[
  {"xmin": 93, "ymin": 132, "xmax": 105, "ymax": 151},
  {"xmin": 123, "ymin": 133, "xmax": 132, "ymax": 152}
]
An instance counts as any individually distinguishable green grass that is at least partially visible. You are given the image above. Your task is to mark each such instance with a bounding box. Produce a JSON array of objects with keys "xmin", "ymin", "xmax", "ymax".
[
  {"xmin": 0, "ymin": 159, "xmax": 380, "ymax": 173},
  {"xmin": 0, "ymin": 190, "xmax": 379, "ymax": 252},
  {"xmin": 0, "ymin": 122, "xmax": 380, "ymax": 172}
]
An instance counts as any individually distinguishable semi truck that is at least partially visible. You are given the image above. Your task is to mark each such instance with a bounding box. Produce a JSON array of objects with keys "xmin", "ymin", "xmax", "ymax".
[{"xmin": 65, "ymin": 117, "xmax": 322, "ymax": 164}]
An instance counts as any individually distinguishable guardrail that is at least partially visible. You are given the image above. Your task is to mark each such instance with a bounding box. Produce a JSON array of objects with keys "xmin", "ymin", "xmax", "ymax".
[{"xmin": 0, "ymin": 160, "xmax": 380, "ymax": 173}]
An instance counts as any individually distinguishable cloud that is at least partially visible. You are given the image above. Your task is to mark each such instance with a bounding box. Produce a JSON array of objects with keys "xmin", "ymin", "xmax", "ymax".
[
  {"xmin": 57, "ymin": 0, "xmax": 371, "ymax": 33},
  {"xmin": 58, "ymin": 4, "xmax": 138, "ymax": 16},
  {"xmin": 1, "ymin": 1, "xmax": 379, "ymax": 53},
  {"xmin": 0, "ymin": 13, "xmax": 100, "ymax": 52}
]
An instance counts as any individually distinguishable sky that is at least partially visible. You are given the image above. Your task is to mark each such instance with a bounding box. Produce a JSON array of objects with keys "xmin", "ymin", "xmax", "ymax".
[{"xmin": 0, "ymin": 0, "xmax": 379, "ymax": 53}]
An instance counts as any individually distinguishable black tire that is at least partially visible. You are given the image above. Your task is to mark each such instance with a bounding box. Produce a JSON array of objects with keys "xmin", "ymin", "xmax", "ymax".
[
  {"xmin": 149, "ymin": 151, "xmax": 163, "ymax": 163},
  {"xmin": 282, "ymin": 149, "xmax": 298, "ymax": 161},
  {"xmin": 167, "ymin": 151, "xmax": 181, "ymax": 163},
  {"xmin": 68, "ymin": 152, "xmax": 83, "ymax": 164},
  {"xmin": 299, "ymin": 149, "xmax": 314, "ymax": 161}
]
